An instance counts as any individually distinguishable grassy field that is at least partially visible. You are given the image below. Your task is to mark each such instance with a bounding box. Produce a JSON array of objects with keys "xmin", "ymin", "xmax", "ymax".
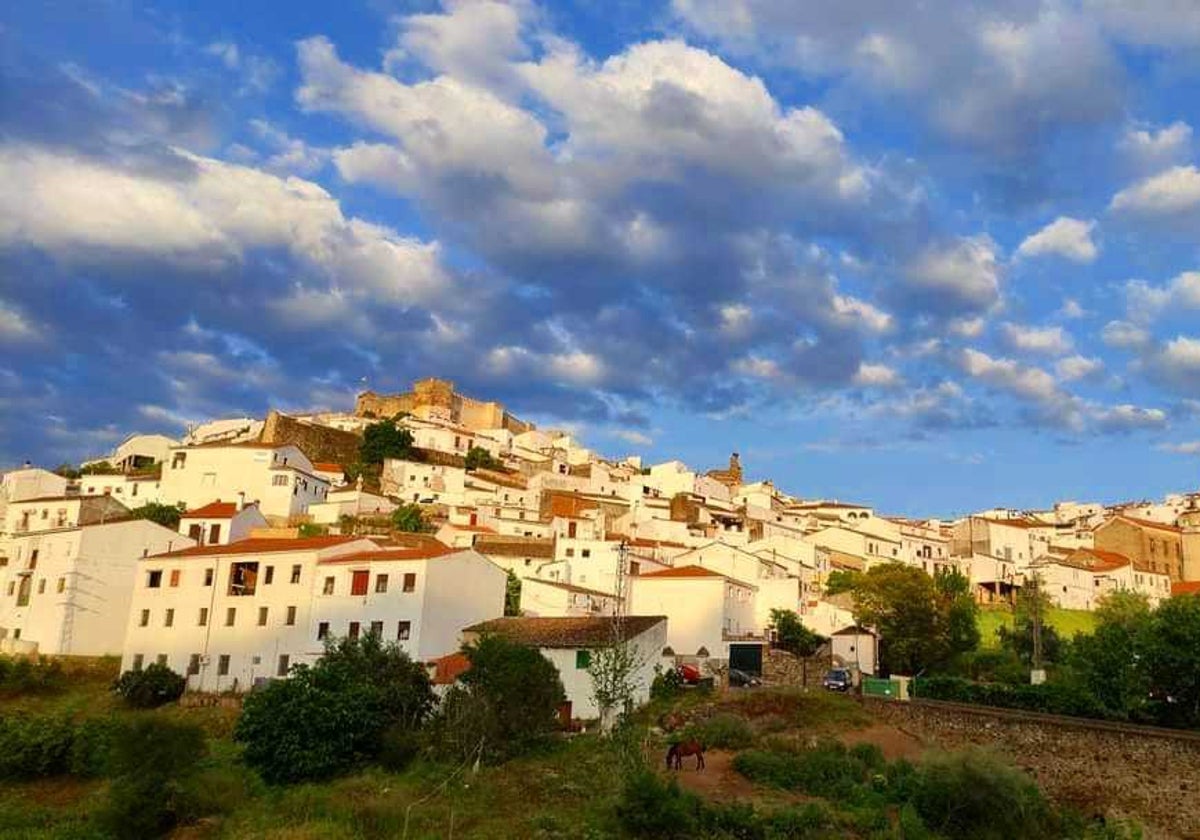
[{"xmin": 977, "ymin": 606, "xmax": 1097, "ymax": 648}]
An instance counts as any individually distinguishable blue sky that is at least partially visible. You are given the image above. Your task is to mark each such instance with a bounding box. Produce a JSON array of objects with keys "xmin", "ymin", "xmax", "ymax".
[{"xmin": 2, "ymin": 0, "xmax": 1199, "ymax": 517}]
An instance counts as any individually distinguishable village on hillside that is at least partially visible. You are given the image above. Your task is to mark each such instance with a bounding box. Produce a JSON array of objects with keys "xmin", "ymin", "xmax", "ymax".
[{"xmin": 1, "ymin": 377, "xmax": 1198, "ymax": 718}]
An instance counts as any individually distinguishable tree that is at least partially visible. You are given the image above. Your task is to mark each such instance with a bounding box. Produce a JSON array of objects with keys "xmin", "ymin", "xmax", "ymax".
[
  {"xmin": 465, "ymin": 446, "xmax": 500, "ymax": 472},
  {"xmin": 589, "ymin": 635, "xmax": 645, "ymax": 734},
  {"xmin": 359, "ymin": 420, "xmax": 415, "ymax": 466},
  {"xmin": 53, "ymin": 464, "xmax": 81, "ymax": 479},
  {"xmin": 824, "ymin": 569, "xmax": 862, "ymax": 596},
  {"xmin": 426, "ymin": 635, "xmax": 564, "ymax": 763},
  {"xmin": 934, "ymin": 570, "xmax": 981, "ymax": 662},
  {"xmin": 504, "ymin": 570, "xmax": 522, "ymax": 616},
  {"xmin": 235, "ymin": 634, "xmax": 434, "ymax": 783},
  {"xmin": 1070, "ymin": 607, "xmax": 1150, "ymax": 718},
  {"xmin": 1000, "ymin": 581, "xmax": 1064, "ymax": 667},
  {"xmin": 130, "ymin": 502, "xmax": 183, "ymax": 530},
  {"xmin": 852, "ymin": 564, "xmax": 946, "ymax": 675},
  {"xmin": 1139, "ymin": 594, "xmax": 1200, "ymax": 728},
  {"xmin": 100, "ymin": 718, "xmax": 205, "ymax": 840},
  {"xmin": 113, "ymin": 663, "xmax": 186, "ymax": 708},
  {"xmin": 390, "ymin": 503, "xmax": 427, "ymax": 533},
  {"xmin": 80, "ymin": 461, "xmax": 120, "ymax": 475},
  {"xmin": 769, "ymin": 608, "xmax": 826, "ymax": 684}
]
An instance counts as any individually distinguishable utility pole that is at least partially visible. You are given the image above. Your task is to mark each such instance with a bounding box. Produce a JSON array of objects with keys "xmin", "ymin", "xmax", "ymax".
[{"xmin": 1029, "ymin": 570, "xmax": 1045, "ymax": 685}]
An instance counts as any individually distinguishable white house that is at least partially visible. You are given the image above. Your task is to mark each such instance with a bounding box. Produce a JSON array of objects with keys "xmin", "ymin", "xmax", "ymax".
[
  {"xmin": 460, "ymin": 615, "xmax": 668, "ymax": 720},
  {"xmin": 830, "ymin": 625, "xmax": 878, "ymax": 676},
  {"xmin": 382, "ymin": 459, "xmax": 468, "ymax": 505},
  {"xmin": 78, "ymin": 473, "xmax": 166, "ymax": 506},
  {"xmin": 120, "ymin": 536, "xmax": 506, "ymax": 692},
  {"xmin": 158, "ymin": 443, "xmax": 329, "ymax": 523},
  {"xmin": 178, "ymin": 499, "xmax": 268, "ymax": 546},
  {"xmin": 1030, "ymin": 548, "xmax": 1171, "ymax": 611},
  {"xmin": 519, "ymin": 577, "xmax": 621, "ymax": 617},
  {"xmin": 3, "ymin": 494, "xmax": 129, "ymax": 537},
  {"xmin": 84, "ymin": 433, "xmax": 178, "ymax": 473},
  {"xmin": 307, "ymin": 489, "xmax": 397, "ymax": 526},
  {"xmin": 0, "ymin": 520, "xmax": 193, "ymax": 656}
]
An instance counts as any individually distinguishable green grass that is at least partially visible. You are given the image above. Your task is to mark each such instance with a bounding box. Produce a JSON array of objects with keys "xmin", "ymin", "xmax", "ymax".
[{"xmin": 977, "ymin": 607, "xmax": 1097, "ymax": 648}]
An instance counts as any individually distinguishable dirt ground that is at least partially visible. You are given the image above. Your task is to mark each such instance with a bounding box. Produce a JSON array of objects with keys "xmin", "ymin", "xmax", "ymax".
[{"xmin": 841, "ymin": 723, "xmax": 925, "ymax": 762}]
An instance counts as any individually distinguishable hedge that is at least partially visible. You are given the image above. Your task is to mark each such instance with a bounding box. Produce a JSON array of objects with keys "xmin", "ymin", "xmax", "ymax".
[
  {"xmin": 0, "ymin": 715, "xmax": 121, "ymax": 780},
  {"xmin": 912, "ymin": 676, "xmax": 1114, "ymax": 720}
]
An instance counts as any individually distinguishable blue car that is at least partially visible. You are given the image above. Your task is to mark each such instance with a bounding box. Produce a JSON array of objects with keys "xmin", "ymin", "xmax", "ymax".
[{"xmin": 822, "ymin": 668, "xmax": 853, "ymax": 692}]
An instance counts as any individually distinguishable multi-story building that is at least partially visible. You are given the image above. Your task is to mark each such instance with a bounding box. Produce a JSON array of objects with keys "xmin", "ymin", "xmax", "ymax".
[{"xmin": 1094, "ymin": 515, "xmax": 1186, "ymax": 582}]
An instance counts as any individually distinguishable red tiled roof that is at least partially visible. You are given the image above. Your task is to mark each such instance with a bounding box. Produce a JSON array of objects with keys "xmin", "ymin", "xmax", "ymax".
[
  {"xmin": 1172, "ymin": 581, "xmax": 1200, "ymax": 596},
  {"xmin": 428, "ymin": 651, "xmax": 471, "ymax": 686},
  {"xmin": 1059, "ymin": 548, "xmax": 1131, "ymax": 573},
  {"xmin": 318, "ymin": 545, "xmax": 455, "ymax": 564},
  {"xmin": 977, "ymin": 516, "xmax": 1053, "ymax": 529},
  {"xmin": 638, "ymin": 564, "xmax": 724, "ymax": 579},
  {"xmin": 150, "ymin": 535, "xmax": 363, "ymax": 559},
  {"xmin": 603, "ymin": 533, "xmax": 687, "ymax": 549},
  {"xmin": 524, "ymin": 578, "xmax": 621, "ymax": 599},
  {"xmin": 181, "ymin": 501, "xmax": 238, "ymax": 518},
  {"xmin": 443, "ymin": 523, "xmax": 497, "ymax": 533},
  {"xmin": 312, "ymin": 462, "xmax": 344, "ymax": 473},
  {"xmin": 1114, "ymin": 515, "xmax": 1182, "ymax": 534},
  {"xmin": 462, "ymin": 615, "xmax": 666, "ymax": 647}
]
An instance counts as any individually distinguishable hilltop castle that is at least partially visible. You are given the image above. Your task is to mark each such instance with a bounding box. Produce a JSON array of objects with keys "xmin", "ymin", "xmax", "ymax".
[{"xmin": 355, "ymin": 378, "xmax": 533, "ymax": 434}]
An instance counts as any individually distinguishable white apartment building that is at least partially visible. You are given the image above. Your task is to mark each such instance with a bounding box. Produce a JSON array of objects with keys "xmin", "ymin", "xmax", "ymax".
[
  {"xmin": 3, "ymin": 495, "xmax": 129, "ymax": 538},
  {"xmin": 121, "ymin": 536, "xmax": 506, "ymax": 692},
  {"xmin": 78, "ymin": 473, "xmax": 165, "ymax": 506},
  {"xmin": 84, "ymin": 433, "xmax": 177, "ymax": 472},
  {"xmin": 382, "ymin": 459, "xmax": 469, "ymax": 505},
  {"xmin": 0, "ymin": 520, "xmax": 193, "ymax": 656},
  {"xmin": 178, "ymin": 500, "xmax": 268, "ymax": 546},
  {"xmin": 1031, "ymin": 549, "xmax": 1171, "ymax": 611},
  {"xmin": 159, "ymin": 443, "xmax": 329, "ymax": 523},
  {"xmin": 307, "ymin": 489, "xmax": 396, "ymax": 526},
  {"xmin": 518, "ymin": 577, "xmax": 621, "ymax": 617},
  {"xmin": 628, "ymin": 566, "xmax": 760, "ymax": 661}
]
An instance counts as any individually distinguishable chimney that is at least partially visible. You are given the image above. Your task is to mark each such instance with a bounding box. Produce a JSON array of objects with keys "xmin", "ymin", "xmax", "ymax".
[{"xmin": 236, "ymin": 492, "xmax": 245, "ymax": 512}]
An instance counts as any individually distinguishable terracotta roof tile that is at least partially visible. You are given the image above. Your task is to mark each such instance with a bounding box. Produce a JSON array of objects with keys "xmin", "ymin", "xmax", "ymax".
[
  {"xmin": 1114, "ymin": 514, "xmax": 1182, "ymax": 533},
  {"xmin": 150, "ymin": 535, "xmax": 364, "ymax": 559},
  {"xmin": 637, "ymin": 564, "xmax": 724, "ymax": 579},
  {"xmin": 181, "ymin": 501, "xmax": 239, "ymax": 518},
  {"xmin": 313, "ymin": 462, "xmax": 344, "ymax": 473},
  {"xmin": 1172, "ymin": 581, "xmax": 1200, "ymax": 596},
  {"xmin": 319, "ymin": 545, "xmax": 455, "ymax": 564},
  {"xmin": 462, "ymin": 615, "xmax": 665, "ymax": 647}
]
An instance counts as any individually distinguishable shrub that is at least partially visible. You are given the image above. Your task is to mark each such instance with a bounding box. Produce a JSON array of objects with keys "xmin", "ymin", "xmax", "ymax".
[
  {"xmin": 297, "ymin": 522, "xmax": 329, "ymax": 538},
  {"xmin": 616, "ymin": 767, "xmax": 700, "ymax": 838},
  {"xmin": 685, "ymin": 713, "xmax": 755, "ymax": 750},
  {"xmin": 650, "ymin": 666, "xmax": 684, "ymax": 700},
  {"xmin": 114, "ymin": 663, "xmax": 186, "ymax": 708},
  {"xmin": 734, "ymin": 739, "xmax": 886, "ymax": 801},
  {"xmin": 0, "ymin": 716, "xmax": 75, "ymax": 780},
  {"xmin": 378, "ymin": 723, "xmax": 421, "ymax": 772},
  {"xmin": 425, "ymin": 635, "xmax": 564, "ymax": 764},
  {"xmin": 911, "ymin": 749, "xmax": 1055, "ymax": 840},
  {"xmin": 0, "ymin": 656, "xmax": 66, "ymax": 697},
  {"xmin": 100, "ymin": 718, "xmax": 206, "ymax": 840},
  {"xmin": 235, "ymin": 634, "xmax": 434, "ymax": 783},
  {"xmin": 912, "ymin": 676, "xmax": 1111, "ymax": 719}
]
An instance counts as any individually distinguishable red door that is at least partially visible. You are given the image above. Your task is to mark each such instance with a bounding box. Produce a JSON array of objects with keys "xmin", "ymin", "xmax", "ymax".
[{"xmin": 351, "ymin": 570, "xmax": 369, "ymax": 596}]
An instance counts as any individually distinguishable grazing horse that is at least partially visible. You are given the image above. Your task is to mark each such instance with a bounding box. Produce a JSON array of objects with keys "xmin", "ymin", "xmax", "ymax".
[{"xmin": 666, "ymin": 739, "xmax": 705, "ymax": 771}]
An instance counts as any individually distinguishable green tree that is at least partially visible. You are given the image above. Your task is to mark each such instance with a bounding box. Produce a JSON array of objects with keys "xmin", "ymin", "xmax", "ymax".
[
  {"xmin": 1070, "ymin": 607, "xmax": 1150, "ymax": 718},
  {"xmin": 130, "ymin": 502, "xmax": 184, "ymax": 530},
  {"xmin": 1140, "ymin": 594, "xmax": 1200, "ymax": 728},
  {"xmin": 359, "ymin": 420, "xmax": 414, "ymax": 465},
  {"xmin": 235, "ymin": 634, "xmax": 434, "ymax": 783},
  {"xmin": 824, "ymin": 569, "xmax": 862, "ymax": 596},
  {"xmin": 935, "ymin": 570, "xmax": 981, "ymax": 662},
  {"xmin": 504, "ymin": 570, "xmax": 521, "ymax": 616},
  {"xmin": 100, "ymin": 718, "xmax": 205, "ymax": 839},
  {"xmin": 427, "ymin": 635, "xmax": 565, "ymax": 763},
  {"xmin": 1000, "ymin": 580, "xmax": 1064, "ymax": 666},
  {"xmin": 852, "ymin": 564, "xmax": 946, "ymax": 675},
  {"xmin": 465, "ymin": 446, "xmax": 499, "ymax": 471},
  {"xmin": 80, "ymin": 461, "xmax": 120, "ymax": 475},
  {"xmin": 769, "ymin": 608, "xmax": 826, "ymax": 684},
  {"xmin": 390, "ymin": 503, "xmax": 427, "ymax": 533},
  {"xmin": 53, "ymin": 463, "xmax": 81, "ymax": 479}
]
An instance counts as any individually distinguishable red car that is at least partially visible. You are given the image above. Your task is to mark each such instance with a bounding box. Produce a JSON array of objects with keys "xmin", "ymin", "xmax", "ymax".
[{"xmin": 676, "ymin": 663, "xmax": 703, "ymax": 684}]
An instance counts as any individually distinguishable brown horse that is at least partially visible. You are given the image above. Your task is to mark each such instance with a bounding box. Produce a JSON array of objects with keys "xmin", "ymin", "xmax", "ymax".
[{"xmin": 666, "ymin": 739, "xmax": 705, "ymax": 771}]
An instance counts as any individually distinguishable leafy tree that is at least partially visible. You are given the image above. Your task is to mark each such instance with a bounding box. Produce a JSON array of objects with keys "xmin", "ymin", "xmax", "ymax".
[
  {"xmin": 935, "ymin": 570, "xmax": 981, "ymax": 662},
  {"xmin": 824, "ymin": 569, "xmax": 862, "ymax": 596},
  {"xmin": 999, "ymin": 580, "xmax": 1065, "ymax": 667},
  {"xmin": 100, "ymin": 718, "xmax": 205, "ymax": 839},
  {"xmin": 80, "ymin": 461, "xmax": 120, "ymax": 475},
  {"xmin": 235, "ymin": 634, "xmax": 434, "ymax": 783},
  {"xmin": 53, "ymin": 463, "xmax": 81, "ymax": 479},
  {"xmin": 390, "ymin": 503, "xmax": 427, "ymax": 533},
  {"xmin": 589, "ymin": 636, "xmax": 645, "ymax": 734},
  {"xmin": 427, "ymin": 635, "xmax": 565, "ymax": 763},
  {"xmin": 465, "ymin": 446, "xmax": 500, "ymax": 471},
  {"xmin": 113, "ymin": 664, "xmax": 186, "ymax": 708},
  {"xmin": 1140, "ymin": 594, "xmax": 1200, "ymax": 728},
  {"xmin": 769, "ymin": 609, "xmax": 826, "ymax": 684},
  {"xmin": 297, "ymin": 522, "xmax": 329, "ymax": 538},
  {"xmin": 359, "ymin": 420, "xmax": 415, "ymax": 466},
  {"xmin": 504, "ymin": 570, "xmax": 521, "ymax": 616},
  {"xmin": 130, "ymin": 502, "xmax": 184, "ymax": 530},
  {"xmin": 852, "ymin": 564, "xmax": 945, "ymax": 675}
]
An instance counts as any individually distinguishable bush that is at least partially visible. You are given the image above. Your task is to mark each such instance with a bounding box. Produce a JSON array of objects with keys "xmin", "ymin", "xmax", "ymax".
[
  {"xmin": 650, "ymin": 666, "xmax": 684, "ymax": 700},
  {"xmin": 912, "ymin": 676, "xmax": 1111, "ymax": 719},
  {"xmin": 425, "ymin": 635, "xmax": 564, "ymax": 764},
  {"xmin": 617, "ymin": 767, "xmax": 700, "ymax": 837},
  {"xmin": 0, "ymin": 656, "xmax": 66, "ymax": 697},
  {"xmin": 378, "ymin": 723, "xmax": 420, "ymax": 772},
  {"xmin": 100, "ymin": 718, "xmax": 206, "ymax": 840},
  {"xmin": 235, "ymin": 634, "xmax": 434, "ymax": 783},
  {"xmin": 685, "ymin": 713, "xmax": 755, "ymax": 750},
  {"xmin": 0, "ymin": 715, "xmax": 119, "ymax": 780},
  {"xmin": 911, "ymin": 749, "xmax": 1055, "ymax": 839},
  {"xmin": 734, "ymin": 739, "xmax": 887, "ymax": 801},
  {"xmin": 113, "ymin": 663, "xmax": 186, "ymax": 708}
]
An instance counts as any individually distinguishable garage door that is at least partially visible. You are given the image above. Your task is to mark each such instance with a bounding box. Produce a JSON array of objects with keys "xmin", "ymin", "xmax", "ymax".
[{"xmin": 729, "ymin": 643, "xmax": 763, "ymax": 676}]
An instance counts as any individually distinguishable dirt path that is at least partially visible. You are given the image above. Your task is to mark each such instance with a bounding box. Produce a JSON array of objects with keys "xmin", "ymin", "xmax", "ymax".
[
  {"xmin": 842, "ymin": 723, "xmax": 925, "ymax": 762},
  {"xmin": 665, "ymin": 749, "xmax": 763, "ymax": 801}
]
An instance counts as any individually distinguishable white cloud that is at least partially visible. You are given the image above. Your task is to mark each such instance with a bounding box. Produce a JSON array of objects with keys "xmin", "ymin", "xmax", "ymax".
[
  {"xmin": 333, "ymin": 143, "xmax": 417, "ymax": 194},
  {"xmin": 1092, "ymin": 403, "xmax": 1168, "ymax": 432},
  {"xmin": 0, "ymin": 301, "xmax": 36, "ymax": 344},
  {"xmin": 611, "ymin": 428, "xmax": 653, "ymax": 447},
  {"xmin": 948, "ymin": 316, "xmax": 986, "ymax": 339},
  {"xmin": 1101, "ymin": 320, "xmax": 1151, "ymax": 350},
  {"xmin": 1059, "ymin": 299, "xmax": 1086, "ymax": 319},
  {"xmin": 904, "ymin": 235, "xmax": 1001, "ymax": 313},
  {"xmin": 392, "ymin": 0, "xmax": 528, "ymax": 90},
  {"xmin": 1118, "ymin": 121, "xmax": 1193, "ymax": 171},
  {"xmin": 718, "ymin": 303, "xmax": 754, "ymax": 338},
  {"xmin": 1148, "ymin": 336, "xmax": 1200, "ymax": 394},
  {"xmin": 853, "ymin": 362, "xmax": 901, "ymax": 388},
  {"xmin": 733, "ymin": 355, "xmax": 783, "ymax": 380},
  {"xmin": 1055, "ymin": 355, "xmax": 1104, "ymax": 382},
  {"xmin": 960, "ymin": 348, "xmax": 1060, "ymax": 403},
  {"xmin": 1110, "ymin": 166, "xmax": 1200, "ymax": 216},
  {"xmin": 832, "ymin": 294, "xmax": 893, "ymax": 333},
  {"xmin": 483, "ymin": 345, "xmax": 607, "ymax": 386},
  {"xmin": 1159, "ymin": 441, "xmax": 1200, "ymax": 455},
  {"xmin": 1016, "ymin": 217, "xmax": 1098, "ymax": 263},
  {"xmin": 1125, "ymin": 272, "xmax": 1200, "ymax": 323},
  {"xmin": 1001, "ymin": 322, "xmax": 1074, "ymax": 356}
]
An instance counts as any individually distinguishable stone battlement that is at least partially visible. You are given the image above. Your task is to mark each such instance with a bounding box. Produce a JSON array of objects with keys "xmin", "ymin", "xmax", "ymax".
[{"xmin": 355, "ymin": 378, "xmax": 533, "ymax": 434}]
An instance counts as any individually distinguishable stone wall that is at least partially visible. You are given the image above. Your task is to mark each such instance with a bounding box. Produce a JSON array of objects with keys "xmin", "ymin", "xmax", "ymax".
[
  {"xmin": 259, "ymin": 411, "xmax": 361, "ymax": 467},
  {"xmin": 762, "ymin": 647, "xmax": 832, "ymax": 689},
  {"xmin": 354, "ymin": 378, "xmax": 533, "ymax": 433},
  {"xmin": 868, "ymin": 698, "xmax": 1200, "ymax": 839}
]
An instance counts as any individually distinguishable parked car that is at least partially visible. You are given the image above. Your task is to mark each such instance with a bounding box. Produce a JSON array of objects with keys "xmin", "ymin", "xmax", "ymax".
[
  {"xmin": 727, "ymin": 668, "xmax": 761, "ymax": 688},
  {"xmin": 822, "ymin": 668, "xmax": 853, "ymax": 692},
  {"xmin": 676, "ymin": 663, "xmax": 703, "ymax": 684}
]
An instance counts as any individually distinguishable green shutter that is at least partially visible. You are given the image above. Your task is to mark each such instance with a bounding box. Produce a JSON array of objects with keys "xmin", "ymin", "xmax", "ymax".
[{"xmin": 576, "ymin": 650, "xmax": 591, "ymax": 669}]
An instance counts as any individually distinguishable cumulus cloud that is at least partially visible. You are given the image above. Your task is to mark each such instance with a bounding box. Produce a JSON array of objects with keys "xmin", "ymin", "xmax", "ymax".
[
  {"xmin": 1159, "ymin": 441, "xmax": 1200, "ymax": 455},
  {"xmin": 1055, "ymin": 355, "xmax": 1104, "ymax": 382},
  {"xmin": 1092, "ymin": 403, "xmax": 1168, "ymax": 432},
  {"xmin": 1101, "ymin": 320, "xmax": 1152, "ymax": 350},
  {"xmin": 1001, "ymin": 322, "xmax": 1074, "ymax": 356},
  {"xmin": 1147, "ymin": 336, "xmax": 1200, "ymax": 396},
  {"xmin": 0, "ymin": 301, "xmax": 37, "ymax": 344},
  {"xmin": 902, "ymin": 235, "xmax": 1001, "ymax": 315},
  {"xmin": 1110, "ymin": 166, "xmax": 1200, "ymax": 216},
  {"xmin": 1118, "ymin": 121, "xmax": 1193, "ymax": 171},
  {"xmin": 1016, "ymin": 217, "xmax": 1098, "ymax": 262},
  {"xmin": 1124, "ymin": 272, "xmax": 1200, "ymax": 323},
  {"xmin": 853, "ymin": 363, "xmax": 901, "ymax": 388},
  {"xmin": 960, "ymin": 348, "xmax": 1059, "ymax": 403}
]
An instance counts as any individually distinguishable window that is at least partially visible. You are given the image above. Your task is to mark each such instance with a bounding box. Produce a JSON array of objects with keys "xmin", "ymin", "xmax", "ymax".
[
  {"xmin": 397, "ymin": 621, "xmax": 411, "ymax": 640},
  {"xmin": 272, "ymin": 475, "xmax": 289, "ymax": 486},
  {"xmin": 204, "ymin": 568, "xmax": 214, "ymax": 586},
  {"xmin": 277, "ymin": 655, "xmax": 290, "ymax": 677},
  {"xmin": 188, "ymin": 523, "xmax": 203, "ymax": 541},
  {"xmin": 370, "ymin": 620, "xmax": 383, "ymax": 638},
  {"xmin": 217, "ymin": 655, "xmax": 230, "ymax": 676},
  {"xmin": 257, "ymin": 607, "xmax": 268, "ymax": 626},
  {"xmin": 581, "ymin": 549, "xmax": 591, "ymax": 559},
  {"xmin": 29, "ymin": 550, "xmax": 38, "ymax": 569},
  {"xmin": 323, "ymin": 576, "xmax": 335, "ymax": 595},
  {"xmin": 147, "ymin": 570, "xmax": 163, "ymax": 588},
  {"xmin": 169, "ymin": 569, "xmax": 181, "ymax": 587},
  {"xmin": 568, "ymin": 521, "xmax": 577, "ymax": 538},
  {"xmin": 286, "ymin": 606, "xmax": 297, "ymax": 626},
  {"xmin": 228, "ymin": 561, "xmax": 259, "ymax": 596},
  {"xmin": 5, "ymin": 582, "xmax": 12, "ymax": 597},
  {"xmin": 139, "ymin": 609, "xmax": 150, "ymax": 627},
  {"xmin": 403, "ymin": 573, "xmax": 416, "ymax": 592},
  {"xmin": 37, "ymin": 579, "xmax": 45, "ymax": 594},
  {"xmin": 198, "ymin": 607, "xmax": 208, "ymax": 627},
  {"xmin": 348, "ymin": 621, "xmax": 360, "ymax": 640},
  {"xmin": 575, "ymin": 650, "xmax": 591, "ymax": 669},
  {"xmin": 264, "ymin": 566, "xmax": 274, "ymax": 585},
  {"xmin": 317, "ymin": 622, "xmax": 330, "ymax": 641},
  {"xmin": 171, "ymin": 452, "xmax": 186, "ymax": 469},
  {"xmin": 187, "ymin": 654, "xmax": 200, "ymax": 676},
  {"xmin": 208, "ymin": 524, "xmax": 221, "ymax": 544},
  {"xmin": 56, "ymin": 577, "xmax": 65, "ymax": 593},
  {"xmin": 225, "ymin": 607, "xmax": 236, "ymax": 627},
  {"xmin": 375, "ymin": 574, "xmax": 389, "ymax": 593},
  {"xmin": 156, "ymin": 654, "xmax": 168, "ymax": 667},
  {"xmin": 291, "ymin": 564, "xmax": 302, "ymax": 584},
  {"xmin": 351, "ymin": 570, "xmax": 370, "ymax": 596},
  {"xmin": 164, "ymin": 608, "xmax": 174, "ymax": 628},
  {"xmin": 565, "ymin": 548, "xmax": 575, "ymax": 558},
  {"xmin": 132, "ymin": 654, "xmax": 144, "ymax": 671}
]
